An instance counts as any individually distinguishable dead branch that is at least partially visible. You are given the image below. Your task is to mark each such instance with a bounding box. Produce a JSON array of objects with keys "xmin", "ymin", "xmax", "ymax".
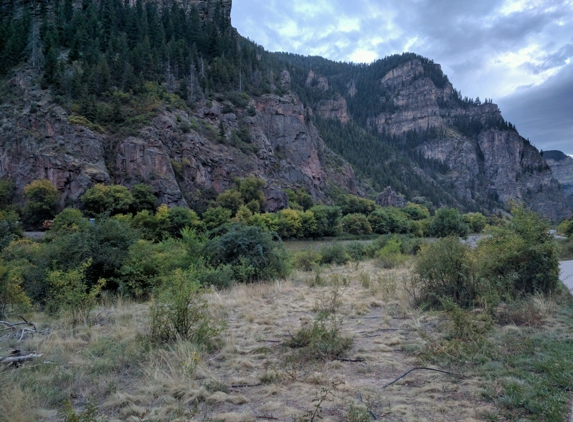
[
  {"xmin": 230, "ymin": 383, "xmax": 262, "ymax": 388},
  {"xmin": 256, "ymin": 415, "xmax": 279, "ymax": 420},
  {"xmin": 0, "ymin": 352, "xmax": 43, "ymax": 365},
  {"xmin": 0, "ymin": 316, "xmax": 37, "ymax": 342},
  {"xmin": 381, "ymin": 367, "xmax": 461, "ymax": 389},
  {"xmin": 336, "ymin": 357, "xmax": 365, "ymax": 363}
]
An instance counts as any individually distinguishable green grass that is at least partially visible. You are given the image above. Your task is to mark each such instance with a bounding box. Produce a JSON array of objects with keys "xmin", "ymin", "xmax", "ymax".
[{"xmin": 415, "ymin": 296, "xmax": 573, "ymax": 421}]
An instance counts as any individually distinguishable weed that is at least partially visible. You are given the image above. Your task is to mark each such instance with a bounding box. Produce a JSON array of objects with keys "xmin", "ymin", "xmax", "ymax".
[
  {"xmin": 296, "ymin": 381, "xmax": 343, "ymax": 422},
  {"xmin": 312, "ymin": 284, "xmax": 344, "ymax": 317},
  {"xmin": 149, "ymin": 269, "xmax": 224, "ymax": 348},
  {"xmin": 345, "ymin": 403, "xmax": 371, "ymax": 422},
  {"xmin": 61, "ymin": 400, "xmax": 99, "ymax": 422},
  {"xmin": 287, "ymin": 314, "xmax": 353, "ymax": 361}
]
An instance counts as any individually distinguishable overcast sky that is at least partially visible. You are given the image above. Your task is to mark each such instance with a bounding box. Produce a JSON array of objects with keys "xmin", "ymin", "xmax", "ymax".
[{"xmin": 231, "ymin": 0, "xmax": 573, "ymax": 154}]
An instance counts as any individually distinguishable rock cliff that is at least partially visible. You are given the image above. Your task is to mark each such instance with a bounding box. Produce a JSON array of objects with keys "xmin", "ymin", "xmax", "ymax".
[
  {"xmin": 306, "ymin": 58, "xmax": 572, "ymax": 219},
  {"xmin": 543, "ymin": 150, "xmax": 573, "ymax": 197},
  {"xmin": 0, "ymin": 66, "xmax": 359, "ymax": 211}
]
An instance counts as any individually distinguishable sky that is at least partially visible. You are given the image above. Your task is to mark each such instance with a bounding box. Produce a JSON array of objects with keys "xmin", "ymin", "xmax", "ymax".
[{"xmin": 231, "ymin": 0, "xmax": 573, "ymax": 154}]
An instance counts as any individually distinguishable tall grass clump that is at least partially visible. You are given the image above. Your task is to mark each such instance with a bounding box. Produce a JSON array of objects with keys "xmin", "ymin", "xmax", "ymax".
[{"xmin": 150, "ymin": 269, "xmax": 223, "ymax": 348}]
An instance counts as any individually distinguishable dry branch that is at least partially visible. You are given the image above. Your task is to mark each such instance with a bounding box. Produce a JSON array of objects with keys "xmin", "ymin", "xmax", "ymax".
[
  {"xmin": 0, "ymin": 316, "xmax": 37, "ymax": 341},
  {"xmin": 0, "ymin": 353, "xmax": 43, "ymax": 364},
  {"xmin": 381, "ymin": 367, "xmax": 460, "ymax": 389}
]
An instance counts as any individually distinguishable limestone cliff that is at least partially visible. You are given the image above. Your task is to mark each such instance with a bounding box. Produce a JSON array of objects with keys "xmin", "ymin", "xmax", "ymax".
[{"xmin": 543, "ymin": 150, "xmax": 573, "ymax": 197}]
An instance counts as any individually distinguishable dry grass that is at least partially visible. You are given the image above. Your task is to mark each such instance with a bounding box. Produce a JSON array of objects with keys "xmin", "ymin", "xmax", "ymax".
[{"xmin": 0, "ymin": 261, "xmax": 497, "ymax": 421}]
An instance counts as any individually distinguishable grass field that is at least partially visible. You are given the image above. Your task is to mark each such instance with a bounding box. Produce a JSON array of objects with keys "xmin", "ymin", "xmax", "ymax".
[{"xmin": 1, "ymin": 259, "xmax": 572, "ymax": 421}]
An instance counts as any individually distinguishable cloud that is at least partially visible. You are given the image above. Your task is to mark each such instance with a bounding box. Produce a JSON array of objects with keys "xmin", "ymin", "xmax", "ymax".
[{"xmin": 231, "ymin": 0, "xmax": 573, "ymax": 152}]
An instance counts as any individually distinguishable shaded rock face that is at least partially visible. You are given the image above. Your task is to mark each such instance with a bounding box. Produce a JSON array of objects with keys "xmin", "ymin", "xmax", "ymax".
[
  {"xmin": 0, "ymin": 69, "xmax": 110, "ymax": 209},
  {"xmin": 543, "ymin": 150, "xmax": 573, "ymax": 196},
  {"xmin": 314, "ymin": 95, "xmax": 350, "ymax": 124},
  {"xmin": 0, "ymin": 67, "xmax": 359, "ymax": 212},
  {"xmin": 376, "ymin": 187, "xmax": 406, "ymax": 208},
  {"xmin": 364, "ymin": 59, "xmax": 572, "ymax": 219}
]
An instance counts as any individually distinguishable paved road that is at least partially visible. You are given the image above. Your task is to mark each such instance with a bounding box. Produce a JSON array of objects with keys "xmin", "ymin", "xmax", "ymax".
[{"xmin": 560, "ymin": 260, "xmax": 573, "ymax": 292}]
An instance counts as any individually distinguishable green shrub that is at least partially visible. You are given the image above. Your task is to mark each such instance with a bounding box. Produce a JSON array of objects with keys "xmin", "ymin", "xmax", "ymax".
[
  {"xmin": 46, "ymin": 260, "xmax": 106, "ymax": 325},
  {"xmin": 48, "ymin": 208, "xmax": 90, "ymax": 238},
  {"xmin": 23, "ymin": 179, "xmax": 60, "ymax": 227},
  {"xmin": 130, "ymin": 183, "xmax": 157, "ymax": 213},
  {"xmin": 276, "ymin": 209, "xmax": 303, "ymax": 239},
  {"xmin": 196, "ymin": 263, "xmax": 235, "ymax": 289},
  {"xmin": 202, "ymin": 206, "xmax": 232, "ymax": 231},
  {"xmin": 477, "ymin": 206, "xmax": 559, "ymax": 296},
  {"xmin": 310, "ymin": 205, "xmax": 342, "ymax": 237},
  {"xmin": 149, "ymin": 269, "xmax": 223, "ymax": 347},
  {"xmin": 430, "ymin": 208, "xmax": 469, "ymax": 238},
  {"xmin": 167, "ymin": 206, "xmax": 202, "ymax": 237},
  {"xmin": 376, "ymin": 236, "xmax": 407, "ymax": 268},
  {"xmin": 292, "ymin": 249, "xmax": 322, "ymax": 271},
  {"xmin": 0, "ymin": 210, "xmax": 22, "ymax": 251},
  {"xmin": 117, "ymin": 238, "xmax": 188, "ymax": 298},
  {"xmin": 286, "ymin": 314, "xmax": 353, "ymax": 361},
  {"xmin": 463, "ymin": 212, "xmax": 487, "ymax": 233},
  {"xmin": 367, "ymin": 207, "xmax": 411, "ymax": 235},
  {"xmin": 341, "ymin": 213, "xmax": 372, "ymax": 235},
  {"xmin": 81, "ymin": 184, "xmax": 133, "ymax": 217},
  {"xmin": 318, "ymin": 243, "xmax": 350, "ymax": 265},
  {"xmin": 202, "ymin": 224, "xmax": 288, "ymax": 282},
  {"xmin": 0, "ymin": 258, "xmax": 31, "ymax": 315},
  {"xmin": 413, "ymin": 237, "xmax": 476, "ymax": 308}
]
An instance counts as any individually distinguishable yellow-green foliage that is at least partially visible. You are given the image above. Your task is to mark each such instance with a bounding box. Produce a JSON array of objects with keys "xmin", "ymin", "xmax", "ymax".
[
  {"xmin": 0, "ymin": 258, "xmax": 31, "ymax": 313},
  {"xmin": 277, "ymin": 209, "xmax": 302, "ymax": 238},
  {"xmin": 249, "ymin": 212, "xmax": 279, "ymax": 232},
  {"xmin": 46, "ymin": 260, "xmax": 106, "ymax": 325}
]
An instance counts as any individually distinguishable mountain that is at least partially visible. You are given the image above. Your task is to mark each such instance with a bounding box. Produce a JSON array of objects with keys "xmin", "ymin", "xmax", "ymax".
[
  {"xmin": 0, "ymin": 0, "xmax": 571, "ymax": 219},
  {"xmin": 542, "ymin": 151, "xmax": 573, "ymax": 197}
]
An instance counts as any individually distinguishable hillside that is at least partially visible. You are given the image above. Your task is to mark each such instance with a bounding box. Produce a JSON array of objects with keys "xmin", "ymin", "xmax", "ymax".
[
  {"xmin": 543, "ymin": 150, "xmax": 573, "ymax": 197},
  {"xmin": 0, "ymin": 0, "xmax": 571, "ymax": 218}
]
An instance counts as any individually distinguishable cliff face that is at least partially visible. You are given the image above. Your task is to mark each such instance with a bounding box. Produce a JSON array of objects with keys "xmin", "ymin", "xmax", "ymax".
[
  {"xmin": 340, "ymin": 59, "xmax": 571, "ymax": 219},
  {"xmin": 0, "ymin": 67, "xmax": 359, "ymax": 211},
  {"xmin": 543, "ymin": 151, "xmax": 573, "ymax": 197}
]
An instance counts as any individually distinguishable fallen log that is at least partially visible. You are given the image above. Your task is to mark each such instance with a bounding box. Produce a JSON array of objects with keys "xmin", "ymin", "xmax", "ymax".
[{"xmin": 0, "ymin": 353, "xmax": 43, "ymax": 364}]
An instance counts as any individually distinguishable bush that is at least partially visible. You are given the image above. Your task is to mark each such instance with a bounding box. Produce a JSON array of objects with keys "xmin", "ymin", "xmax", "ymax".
[
  {"xmin": 368, "ymin": 207, "xmax": 411, "ymax": 235},
  {"xmin": 376, "ymin": 236, "xmax": 408, "ymax": 268},
  {"xmin": 413, "ymin": 237, "xmax": 476, "ymax": 308},
  {"xmin": 167, "ymin": 206, "xmax": 202, "ymax": 237},
  {"xmin": 0, "ymin": 258, "xmax": 31, "ymax": 315},
  {"xmin": 430, "ymin": 208, "xmax": 469, "ymax": 238},
  {"xmin": 131, "ymin": 183, "xmax": 157, "ymax": 212},
  {"xmin": 310, "ymin": 205, "xmax": 342, "ymax": 237},
  {"xmin": 202, "ymin": 224, "xmax": 288, "ymax": 282},
  {"xmin": 23, "ymin": 179, "xmax": 60, "ymax": 227},
  {"xmin": 341, "ymin": 213, "xmax": 372, "ymax": 235},
  {"xmin": 318, "ymin": 243, "xmax": 350, "ymax": 265},
  {"xmin": 286, "ymin": 314, "xmax": 353, "ymax": 361},
  {"xmin": 0, "ymin": 210, "xmax": 22, "ymax": 251},
  {"xmin": 463, "ymin": 212, "xmax": 487, "ymax": 233},
  {"xmin": 149, "ymin": 269, "xmax": 223, "ymax": 347},
  {"xmin": 292, "ymin": 249, "xmax": 322, "ymax": 271},
  {"xmin": 202, "ymin": 206, "xmax": 232, "ymax": 231},
  {"xmin": 45, "ymin": 260, "xmax": 106, "ymax": 325},
  {"xmin": 48, "ymin": 208, "xmax": 90, "ymax": 237},
  {"xmin": 81, "ymin": 184, "xmax": 134, "ymax": 216},
  {"xmin": 477, "ymin": 206, "xmax": 559, "ymax": 296},
  {"xmin": 276, "ymin": 209, "xmax": 302, "ymax": 239},
  {"xmin": 117, "ymin": 238, "xmax": 188, "ymax": 298}
]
